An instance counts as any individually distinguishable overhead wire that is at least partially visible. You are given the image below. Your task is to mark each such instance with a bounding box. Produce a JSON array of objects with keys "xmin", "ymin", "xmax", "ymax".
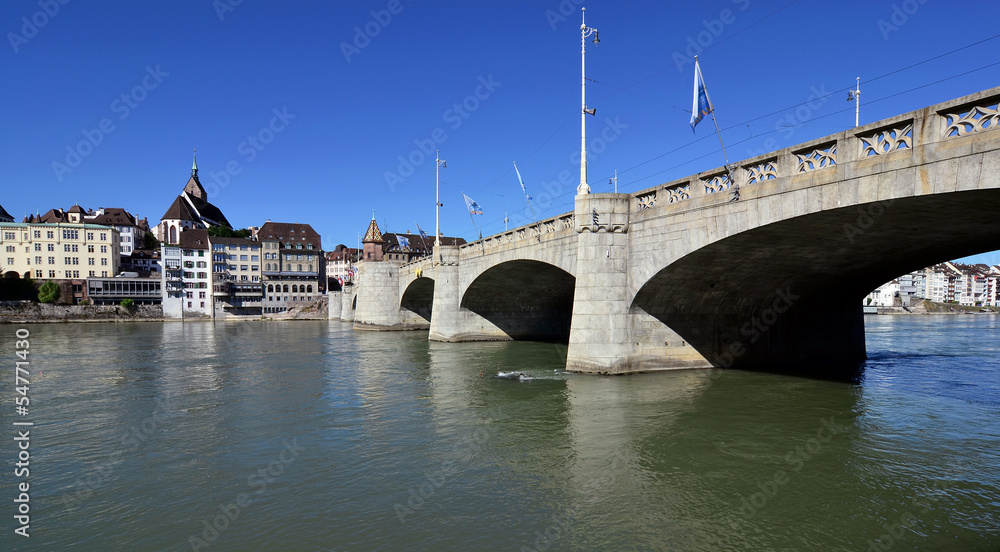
[{"xmin": 466, "ymin": 30, "xmax": 1000, "ymax": 238}]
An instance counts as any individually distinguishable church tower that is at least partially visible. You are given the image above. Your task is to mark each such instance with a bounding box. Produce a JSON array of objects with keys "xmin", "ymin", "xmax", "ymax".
[
  {"xmin": 362, "ymin": 213, "xmax": 384, "ymax": 262},
  {"xmin": 183, "ymin": 149, "xmax": 207, "ymax": 201}
]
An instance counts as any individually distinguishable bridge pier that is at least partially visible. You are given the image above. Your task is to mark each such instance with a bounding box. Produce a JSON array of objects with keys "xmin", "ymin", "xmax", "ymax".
[
  {"xmin": 328, "ymin": 290, "xmax": 342, "ymax": 320},
  {"xmin": 565, "ymin": 194, "xmax": 637, "ymax": 374},
  {"xmin": 353, "ymin": 263, "xmax": 405, "ymax": 330},
  {"xmin": 340, "ymin": 285, "xmax": 356, "ymax": 322},
  {"xmin": 428, "ymin": 245, "xmax": 508, "ymax": 341}
]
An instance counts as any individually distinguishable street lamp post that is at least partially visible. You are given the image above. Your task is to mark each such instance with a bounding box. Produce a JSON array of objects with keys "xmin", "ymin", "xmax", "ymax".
[
  {"xmin": 579, "ymin": 7, "xmax": 599, "ymax": 195},
  {"xmin": 435, "ymin": 150, "xmax": 446, "ymax": 248}
]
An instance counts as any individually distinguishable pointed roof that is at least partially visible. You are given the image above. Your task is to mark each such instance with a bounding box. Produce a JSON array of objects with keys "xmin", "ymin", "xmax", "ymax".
[
  {"xmin": 363, "ymin": 216, "xmax": 383, "ymax": 243},
  {"xmin": 160, "ymin": 195, "xmax": 199, "ymax": 222},
  {"xmin": 192, "ymin": 148, "xmax": 198, "ymax": 175},
  {"xmin": 68, "ymin": 204, "xmax": 86, "ymax": 214},
  {"xmin": 0, "ymin": 204, "xmax": 13, "ymax": 222}
]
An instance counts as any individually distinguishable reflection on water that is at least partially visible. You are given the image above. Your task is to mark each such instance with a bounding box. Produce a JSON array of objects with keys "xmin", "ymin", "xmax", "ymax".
[{"xmin": 0, "ymin": 317, "xmax": 997, "ymax": 551}]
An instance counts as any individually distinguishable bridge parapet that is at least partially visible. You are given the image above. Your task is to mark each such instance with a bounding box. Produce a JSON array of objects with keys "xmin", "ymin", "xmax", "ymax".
[
  {"xmin": 460, "ymin": 212, "xmax": 576, "ymax": 254},
  {"xmin": 629, "ymin": 86, "xmax": 1000, "ymax": 215}
]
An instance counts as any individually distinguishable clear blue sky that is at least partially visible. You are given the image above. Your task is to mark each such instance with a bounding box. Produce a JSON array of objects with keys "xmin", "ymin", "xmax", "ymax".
[{"xmin": 3, "ymin": 0, "xmax": 998, "ymax": 265}]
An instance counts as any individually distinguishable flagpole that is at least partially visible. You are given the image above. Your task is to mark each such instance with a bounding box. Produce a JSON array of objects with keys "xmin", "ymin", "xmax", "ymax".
[
  {"xmin": 513, "ymin": 161, "xmax": 537, "ymax": 224},
  {"xmin": 414, "ymin": 221, "xmax": 429, "ymax": 254},
  {"xmin": 710, "ymin": 111, "xmax": 738, "ymax": 201}
]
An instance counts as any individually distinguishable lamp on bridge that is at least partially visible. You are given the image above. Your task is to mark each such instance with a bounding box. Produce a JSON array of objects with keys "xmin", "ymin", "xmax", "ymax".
[{"xmin": 578, "ymin": 7, "xmax": 600, "ymax": 196}]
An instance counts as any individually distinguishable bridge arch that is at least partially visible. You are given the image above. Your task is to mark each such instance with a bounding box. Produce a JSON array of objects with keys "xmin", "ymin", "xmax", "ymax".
[
  {"xmin": 461, "ymin": 259, "xmax": 576, "ymax": 342},
  {"xmin": 400, "ymin": 276, "xmax": 434, "ymax": 323},
  {"xmin": 631, "ymin": 189, "xmax": 1000, "ymax": 377}
]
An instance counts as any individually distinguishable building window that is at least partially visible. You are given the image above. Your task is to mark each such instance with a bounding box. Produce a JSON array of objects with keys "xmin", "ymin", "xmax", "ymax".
[
  {"xmin": 307, "ymin": 285, "xmax": 313, "ymax": 293},
  {"xmin": 33, "ymin": 230, "xmax": 41, "ymax": 238},
  {"xmin": 298, "ymin": 264, "xmax": 302, "ymax": 272},
  {"xmin": 88, "ymin": 258, "xmax": 95, "ymax": 265},
  {"xmin": 49, "ymin": 270, "xmax": 55, "ymax": 278},
  {"xmin": 199, "ymin": 292, "xmax": 206, "ymax": 299},
  {"xmin": 63, "ymin": 229, "xmax": 79, "ymax": 240},
  {"xmin": 48, "ymin": 257, "xmax": 55, "ymax": 264},
  {"xmin": 283, "ymin": 285, "xmax": 289, "ymax": 293},
  {"xmin": 292, "ymin": 285, "xmax": 298, "ymax": 293},
  {"xmin": 251, "ymin": 255, "xmax": 259, "ymax": 261},
  {"xmin": 87, "ymin": 232, "xmax": 94, "ymax": 240},
  {"xmin": 35, "ymin": 256, "xmax": 41, "ymax": 264},
  {"xmin": 101, "ymin": 258, "xmax": 107, "ymax": 266},
  {"xmin": 35, "ymin": 270, "xmax": 42, "ymax": 278},
  {"xmin": 100, "ymin": 233, "xmax": 107, "ymax": 241}
]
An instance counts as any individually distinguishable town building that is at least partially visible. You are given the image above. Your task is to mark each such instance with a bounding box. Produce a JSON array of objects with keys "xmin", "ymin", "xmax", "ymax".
[
  {"xmin": 161, "ymin": 229, "xmax": 212, "ymax": 318},
  {"xmin": 210, "ymin": 236, "xmax": 263, "ymax": 316},
  {"xmin": 1, "ymin": 221, "xmax": 121, "ymax": 282},
  {"xmin": 85, "ymin": 207, "xmax": 146, "ymax": 258},
  {"xmin": 380, "ymin": 231, "xmax": 465, "ymax": 263},
  {"xmin": 868, "ymin": 262, "xmax": 1000, "ymax": 307},
  {"xmin": 122, "ymin": 249, "xmax": 161, "ymax": 276},
  {"xmin": 87, "ymin": 276, "xmax": 162, "ymax": 305},
  {"xmin": 258, "ymin": 221, "xmax": 324, "ymax": 314},
  {"xmin": 154, "ymin": 154, "xmax": 232, "ymax": 245},
  {"xmin": 864, "ymin": 280, "xmax": 900, "ymax": 307},
  {"xmin": 325, "ymin": 245, "xmax": 360, "ymax": 288}
]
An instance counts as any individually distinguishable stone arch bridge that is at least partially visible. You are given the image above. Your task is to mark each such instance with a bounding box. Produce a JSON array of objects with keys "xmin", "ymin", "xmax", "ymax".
[{"xmin": 330, "ymin": 87, "xmax": 1000, "ymax": 377}]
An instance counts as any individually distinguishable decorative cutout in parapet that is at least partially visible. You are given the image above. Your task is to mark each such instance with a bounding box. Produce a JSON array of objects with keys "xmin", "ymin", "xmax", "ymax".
[
  {"xmin": 942, "ymin": 98, "xmax": 999, "ymax": 138},
  {"xmin": 636, "ymin": 190, "xmax": 657, "ymax": 210},
  {"xmin": 703, "ymin": 172, "xmax": 732, "ymax": 194},
  {"xmin": 859, "ymin": 121, "xmax": 913, "ymax": 157},
  {"xmin": 795, "ymin": 143, "xmax": 837, "ymax": 173},
  {"xmin": 664, "ymin": 183, "xmax": 690, "ymax": 204},
  {"xmin": 743, "ymin": 159, "xmax": 777, "ymax": 184},
  {"xmin": 559, "ymin": 214, "xmax": 574, "ymax": 230},
  {"xmin": 516, "ymin": 229, "xmax": 525, "ymax": 241}
]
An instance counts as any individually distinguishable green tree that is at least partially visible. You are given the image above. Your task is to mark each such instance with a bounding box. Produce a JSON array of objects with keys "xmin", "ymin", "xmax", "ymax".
[
  {"xmin": 143, "ymin": 231, "xmax": 160, "ymax": 250},
  {"xmin": 207, "ymin": 226, "xmax": 251, "ymax": 239},
  {"xmin": 38, "ymin": 280, "xmax": 60, "ymax": 303},
  {"xmin": 120, "ymin": 298, "xmax": 135, "ymax": 310}
]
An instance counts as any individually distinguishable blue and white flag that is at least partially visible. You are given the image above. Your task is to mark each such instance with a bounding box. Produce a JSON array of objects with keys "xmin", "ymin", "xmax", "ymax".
[
  {"xmin": 463, "ymin": 193, "xmax": 483, "ymax": 215},
  {"xmin": 689, "ymin": 57, "xmax": 714, "ymax": 132},
  {"xmin": 416, "ymin": 223, "xmax": 428, "ymax": 240},
  {"xmin": 513, "ymin": 162, "xmax": 531, "ymax": 200},
  {"xmin": 398, "ymin": 235, "xmax": 410, "ymax": 249}
]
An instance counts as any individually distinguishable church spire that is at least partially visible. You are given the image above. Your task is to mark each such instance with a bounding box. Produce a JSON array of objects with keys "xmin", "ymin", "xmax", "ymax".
[{"xmin": 192, "ymin": 147, "xmax": 198, "ymax": 176}]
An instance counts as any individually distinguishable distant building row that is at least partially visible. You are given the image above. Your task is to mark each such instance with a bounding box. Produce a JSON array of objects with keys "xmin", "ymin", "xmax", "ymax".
[{"xmin": 866, "ymin": 262, "xmax": 1000, "ymax": 307}]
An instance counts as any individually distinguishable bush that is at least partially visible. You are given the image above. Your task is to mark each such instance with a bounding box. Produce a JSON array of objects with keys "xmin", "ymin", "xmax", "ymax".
[
  {"xmin": 38, "ymin": 280, "xmax": 60, "ymax": 303},
  {"xmin": 120, "ymin": 298, "xmax": 135, "ymax": 310}
]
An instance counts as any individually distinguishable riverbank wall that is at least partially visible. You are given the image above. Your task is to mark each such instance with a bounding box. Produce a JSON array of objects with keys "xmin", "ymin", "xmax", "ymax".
[{"xmin": 0, "ymin": 301, "xmax": 163, "ymax": 323}]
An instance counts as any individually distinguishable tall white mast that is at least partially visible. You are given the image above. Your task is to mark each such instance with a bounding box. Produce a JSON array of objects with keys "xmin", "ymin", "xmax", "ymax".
[{"xmin": 579, "ymin": 8, "xmax": 599, "ymax": 195}]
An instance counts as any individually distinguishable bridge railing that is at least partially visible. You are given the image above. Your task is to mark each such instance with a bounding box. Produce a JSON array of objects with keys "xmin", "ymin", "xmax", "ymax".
[
  {"xmin": 459, "ymin": 212, "xmax": 576, "ymax": 253},
  {"xmin": 433, "ymin": 86, "xmax": 999, "ymax": 251},
  {"xmin": 629, "ymin": 86, "xmax": 1000, "ymax": 214}
]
